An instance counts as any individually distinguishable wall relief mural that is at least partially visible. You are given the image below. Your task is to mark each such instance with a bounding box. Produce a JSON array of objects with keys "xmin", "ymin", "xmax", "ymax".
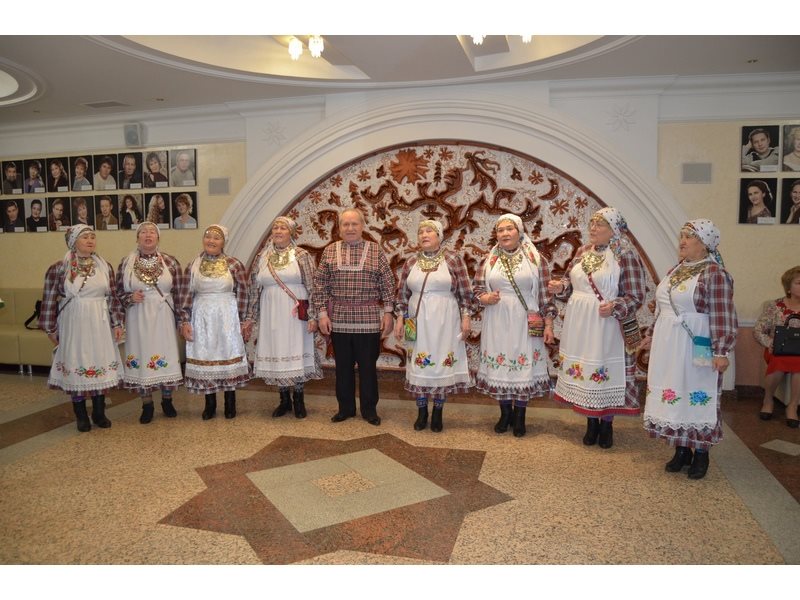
[{"xmin": 249, "ymin": 140, "xmax": 657, "ymax": 378}]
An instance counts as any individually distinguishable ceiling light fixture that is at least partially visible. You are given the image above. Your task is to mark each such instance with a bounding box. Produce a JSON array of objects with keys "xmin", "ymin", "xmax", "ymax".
[
  {"xmin": 288, "ymin": 37, "xmax": 303, "ymax": 61},
  {"xmin": 471, "ymin": 35, "xmax": 485, "ymax": 45},
  {"xmin": 308, "ymin": 35, "xmax": 324, "ymax": 58},
  {"xmin": 521, "ymin": 35, "xmax": 533, "ymax": 43}
]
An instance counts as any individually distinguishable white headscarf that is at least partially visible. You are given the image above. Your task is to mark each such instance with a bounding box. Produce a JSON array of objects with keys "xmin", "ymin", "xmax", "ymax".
[
  {"xmin": 590, "ymin": 206, "xmax": 633, "ymax": 262},
  {"xmin": 418, "ymin": 219, "xmax": 444, "ymax": 240},
  {"xmin": 204, "ymin": 224, "xmax": 229, "ymax": 245},
  {"xmin": 484, "ymin": 213, "xmax": 541, "ymax": 282},
  {"xmin": 683, "ymin": 219, "xmax": 724, "ymax": 266},
  {"xmin": 65, "ymin": 224, "xmax": 93, "ymax": 251},
  {"xmin": 136, "ymin": 221, "xmax": 160, "ymax": 240}
]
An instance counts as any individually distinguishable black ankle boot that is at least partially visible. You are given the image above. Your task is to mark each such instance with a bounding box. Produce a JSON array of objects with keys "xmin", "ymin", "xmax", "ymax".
[
  {"xmin": 598, "ymin": 419, "xmax": 613, "ymax": 449},
  {"xmin": 140, "ymin": 402, "xmax": 155, "ymax": 424},
  {"xmin": 583, "ymin": 417, "xmax": 600, "ymax": 446},
  {"xmin": 273, "ymin": 390, "xmax": 292, "ymax": 418},
  {"xmin": 431, "ymin": 406, "xmax": 443, "ymax": 432},
  {"xmin": 494, "ymin": 404, "xmax": 512, "ymax": 433},
  {"xmin": 161, "ymin": 397, "xmax": 177, "ymax": 417},
  {"xmin": 202, "ymin": 393, "xmax": 217, "ymax": 420},
  {"xmin": 293, "ymin": 390, "xmax": 307, "ymax": 419},
  {"xmin": 688, "ymin": 450, "xmax": 710, "ymax": 480},
  {"xmin": 665, "ymin": 446, "xmax": 693, "ymax": 472},
  {"xmin": 513, "ymin": 406, "xmax": 527, "ymax": 437},
  {"xmin": 91, "ymin": 395, "xmax": 112, "ymax": 428},
  {"xmin": 72, "ymin": 399, "xmax": 91, "ymax": 432},
  {"xmin": 224, "ymin": 391, "xmax": 236, "ymax": 419},
  {"xmin": 414, "ymin": 406, "xmax": 429, "ymax": 431}
]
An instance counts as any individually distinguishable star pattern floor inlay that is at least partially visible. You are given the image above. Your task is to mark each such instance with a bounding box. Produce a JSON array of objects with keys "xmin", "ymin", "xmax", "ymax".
[{"xmin": 159, "ymin": 433, "xmax": 511, "ymax": 564}]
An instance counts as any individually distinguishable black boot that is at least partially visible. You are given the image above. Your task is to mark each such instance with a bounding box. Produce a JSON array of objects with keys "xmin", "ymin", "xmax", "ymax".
[
  {"xmin": 293, "ymin": 390, "xmax": 307, "ymax": 419},
  {"xmin": 688, "ymin": 450, "xmax": 710, "ymax": 480},
  {"xmin": 224, "ymin": 390, "xmax": 236, "ymax": 419},
  {"xmin": 598, "ymin": 419, "xmax": 613, "ymax": 449},
  {"xmin": 431, "ymin": 406, "xmax": 443, "ymax": 433},
  {"xmin": 72, "ymin": 399, "xmax": 91, "ymax": 432},
  {"xmin": 494, "ymin": 404, "xmax": 512, "ymax": 433},
  {"xmin": 202, "ymin": 393, "xmax": 217, "ymax": 420},
  {"xmin": 414, "ymin": 406, "xmax": 429, "ymax": 431},
  {"xmin": 273, "ymin": 389, "xmax": 292, "ymax": 418},
  {"xmin": 513, "ymin": 406, "xmax": 527, "ymax": 437},
  {"xmin": 91, "ymin": 395, "xmax": 112, "ymax": 428},
  {"xmin": 665, "ymin": 446, "xmax": 693, "ymax": 472},
  {"xmin": 583, "ymin": 417, "xmax": 600, "ymax": 446},
  {"xmin": 161, "ymin": 397, "xmax": 177, "ymax": 418},
  {"xmin": 140, "ymin": 402, "xmax": 155, "ymax": 424}
]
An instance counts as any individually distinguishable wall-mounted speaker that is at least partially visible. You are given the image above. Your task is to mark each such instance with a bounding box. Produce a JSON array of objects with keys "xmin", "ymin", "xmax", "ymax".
[{"xmin": 123, "ymin": 123, "xmax": 144, "ymax": 148}]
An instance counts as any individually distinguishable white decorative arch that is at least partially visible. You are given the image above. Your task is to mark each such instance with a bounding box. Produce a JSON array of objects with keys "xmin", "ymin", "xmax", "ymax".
[{"xmin": 224, "ymin": 89, "xmax": 684, "ymax": 276}]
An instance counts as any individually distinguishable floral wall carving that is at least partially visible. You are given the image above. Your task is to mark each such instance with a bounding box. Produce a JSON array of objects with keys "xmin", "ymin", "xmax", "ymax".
[{"xmin": 249, "ymin": 141, "xmax": 657, "ymax": 377}]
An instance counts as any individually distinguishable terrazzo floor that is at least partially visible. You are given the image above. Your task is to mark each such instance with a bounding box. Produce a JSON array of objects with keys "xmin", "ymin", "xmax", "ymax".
[{"xmin": 1, "ymin": 370, "xmax": 798, "ymax": 594}]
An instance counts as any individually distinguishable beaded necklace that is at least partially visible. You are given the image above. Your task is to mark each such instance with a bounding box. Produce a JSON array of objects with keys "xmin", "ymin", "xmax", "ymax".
[
  {"xmin": 581, "ymin": 245, "xmax": 606, "ymax": 275},
  {"xmin": 417, "ymin": 248, "xmax": 446, "ymax": 272},
  {"xmin": 268, "ymin": 245, "xmax": 293, "ymax": 271},
  {"xmin": 70, "ymin": 254, "xmax": 95, "ymax": 282},
  {"xmin": 668, "ymin": 258, "xmax": 709, "ymax": 290},
  {"xmin": 133, "ymin": 253, "xmax": 162, "ymax": 286},
  {"xmin": 199, "ymin": 254, "xmax": 228, "ymax": 278}
]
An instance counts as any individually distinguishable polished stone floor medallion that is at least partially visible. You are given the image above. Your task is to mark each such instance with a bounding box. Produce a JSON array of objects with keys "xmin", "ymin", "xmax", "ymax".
[{"xmin": 160, "ymin": 433, "xmax": 511, "ymax": 564}]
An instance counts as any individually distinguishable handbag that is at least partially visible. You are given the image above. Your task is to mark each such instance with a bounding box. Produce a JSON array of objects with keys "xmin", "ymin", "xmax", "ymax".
[
  {"xmin": 266, "ymin": 257, "xmax": 310, "ymax": 321},
  {"xmin": 404, "ymin": 271, "xmax": 430, "ymax": 343},
  {"xmin": 498, "ymin": 252, "xmax": 544, "ymax": 337},
  {"xmin": 296, "ymin": 299, "xmax": 310, "ymax": 321},
  {"xmin": 667, "ymin": 284, "xmax": 712, "ymax": 367},
  {"xmin": 773, "ymin": 313, "xmax": 800, "ymax": 356}
]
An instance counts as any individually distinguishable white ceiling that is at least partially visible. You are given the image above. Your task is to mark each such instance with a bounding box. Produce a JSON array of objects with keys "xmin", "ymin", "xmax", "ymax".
[{"xmin": 0, "ymin": 35, "xmax": 799, "ymax": 127}]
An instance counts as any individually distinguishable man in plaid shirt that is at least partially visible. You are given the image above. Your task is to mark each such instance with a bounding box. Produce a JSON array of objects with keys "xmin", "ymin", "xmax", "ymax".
[{"xmin": 314, "ymin": 209, "xmax": 395, "ymax": 425}]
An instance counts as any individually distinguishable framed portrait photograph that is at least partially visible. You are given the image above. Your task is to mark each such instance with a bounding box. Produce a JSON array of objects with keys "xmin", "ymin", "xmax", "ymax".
[
  {"xmin": 25, "ymin": 198, "xmax": 48, "ymax": 233},
  {"xmin": 23, "ymin": 158, "xmax": 46, "ymax": 193},
  {"xmin": 2, "ymin": 160, "xmax": 24, "ymax": 195},
  {"xmin": 741, "ymin": 125, "xmax": 780, "ymax": 173},
  {"xmin": 144, "ymin": 192, "xmax": 170, "ymax": 228},
  {"xmin": 780, "ymin": 178, "xmax": 800, "ymax": 225},
  {"xmin": 47, "ymin": 197, "xmax": 71, "ymax": 231},
  {"xmin": 94, "ymin": 194, "xmax": 119, "ymax": 231},
  {"xmin": 117, "ymin": 152, "xmax": 143, "ymax": 190},
  {"xmin": 71, "ymin": 196, "xmax": 95, "ymax": 228},
  {"xmin": 119, "ymin": 193, "xmax": 144, "ymax": 230},
  {"xmin": 170, "ymin": 149, "xmax": 196, "ymax": 187},
  {"xmin": 171, "ymin": 191, "xmax": 198, "ymax": 229},
  {"xmin": 46, "ymin": 157, "xmax": 70, "ymax": 193},
  {"xmin": 143, "ymin": 151, "xmax": 170, "ymax": 188},
  {"xmin": 781, "ymin": 124, "xmax": 800, "ymax": 172},
  {"xmin": 2, "ymin": 199, "xmax": 25, "ymax": 232},
  {"xmin": 738, "ymin": 178, "xmax": 777, "ymax": 225},
  {"xmin": 92, "ymin": 154, "xmax": 118, "ymax": 191},
  {"xmin": 70, "ymin": 156, "xmax": 94, "ymax": 191}
]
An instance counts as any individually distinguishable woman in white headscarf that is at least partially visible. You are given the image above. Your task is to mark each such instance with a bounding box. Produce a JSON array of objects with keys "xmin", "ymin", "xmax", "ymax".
[
  {"xmin": 116, "ymin": 222, "xmax": 186, "ymax": 424},
  {"xmin": 642, "ymin": 219, "xmax": 736, "ymax": 480},
  {"xmin": 549, "ymin": 207, "xmax": 647, "ymax": 449},
  {"xmin": 180, "ymin": 224, "xmax": 251, "ymax": 420},
  {"xmin": 40, "ymin": 224, "xmax": 124, "ymax": 432},
  {"xmin": 473, "ymin": 213, "xmax": 556, "ymax": 437},
  {"xmin": 394, "ymin": 219, "xmax": 477, "ymax": 432},
  {"xmin": 243, "ymin": 216, "xmax": 322, "ymax": 419}
]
